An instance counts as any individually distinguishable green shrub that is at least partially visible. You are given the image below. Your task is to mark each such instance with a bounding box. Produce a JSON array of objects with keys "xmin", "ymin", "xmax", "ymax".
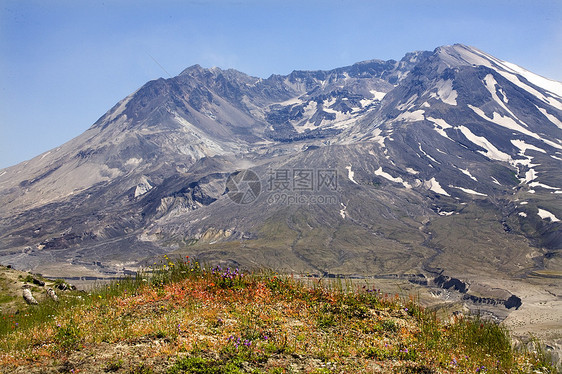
[
  {"xmin": 317, "ymin": 313, "xmax": 336, "ymax": 329},
  {"xmin": 362, "ymin": 346, "xmax": 390, "ymax": 359},
  {"xmin": 104, "ymin": 359, "xmax": 123, "ymax": 372},
  {"xmin": 381, "ymin": 319, "xmax": 398, "ymax": 333}
]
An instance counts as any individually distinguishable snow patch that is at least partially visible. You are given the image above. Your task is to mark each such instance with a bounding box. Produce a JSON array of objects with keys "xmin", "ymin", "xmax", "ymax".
[
  {"xmin": 425, "ymin": 177, "xmax": 450, "ymax": 196},
  {"xmin": 469, "ymin": 105, "xmax": 541, "ymax": 141},
  {"xmin": 278, "ymin": 96, "xmax": 303, "ymax": 106},
  {"xmin": 439, "ymin": 211, "xmax": 455, "ymax": 216},
  {"xmin": 449, "ymin": 185, "xmax": 488, "ymax": 197},
  {"xmin": 430, "ymin": 79, "xmax": 458, "ymax": 105},
  {"xmin": 457, "ymin": 167, "xmax": 478, "ymax": 182},
  {"xmin": 468, "ymin": 105, "xmax": 562, "ymax": 150},
  {"xmin": 395, "ymin": 109, "xmax": 425, "ymax": 122},
  {"xmin": 483, "ymin": 74, "xmax": 520, "ymax": 122},
  {"xmin": 498, "ymin": 88, "xmax": 509, "ymax": 104},
  {"xmin": 524, "ymin": 169, "xmax": 537, "ymax": 183},
  {"xmin": 528, "ymin": 182, "xmax": 559, "ymax": 190},
  {"xmin": 375, "ymin": 167, "xmax": 412, "ymax": 188},
  {"xmin": 418, "ymin": 143, "xmax": 440, "ymax": 164},
  {"xmin": 537, "ymin": 107, "xmax": 562, "ymax": 130},
  {"xmin": 294, "ymin": 101, "xmax": 319, "ymax": 133},
  {"xmin": 458, "ymin": 125, "xmax": 511, "ymax": 161},
  {"xmin": 491, "ymin": 177, "xmax": 501, "ymax": 185},
  {"xmin": 360, "ymin": 98, "xmax": 374, "ymax": 108},
  {"xmin": 501, "ymin": 61, "xmax": 562, "ymax": 97},
  {"xmin": 40, "ymin": 151, "xmax": 51, "ymax": 160},
  {"xmin": 322, "ymin": 98, "xmax": 337, "ymax": 109},
  {"xmin": 427, "ymin": 117, "xmax": 453, "ymax": 129},
  {"xmin": 125, "ymin": 158, "xmax": 143, "ymax": 166},
  {"xmin": 346, "ymin": 165, "xmax": 358, "ymax": 184},
  {"xmin": 518, "ymin": 212, "xmax": 527, "ymax": 217},
  {"xmin": 371, "ymin": 128, "xmax": 386, "ymax": 148},
  {"xmin": 537, "ymin": 208, "xmax": 560, "ymax": 222},
  {"xmin": 406, "ymin": 168, "xmax": 419, "ymax": 175},
  {"xmin": 427, "ymin": 117, "xmax": 454, "ymax": 141},
  {"xmin": 369, "ymin": 90, "xmax": 387, "ymax": 100},
  {"xmin": 339, "ymin": 203, "xmax": 347, "ymax": 219},
  {"xmin": 511, "ymin": 139, "xmax": 546, "ymax": 154},
  {"xmin": 494, "ymin": 67, "xmax": 562, "ymax": 111},
  {"xmin": 512, "ymin": 158, "xmax": 539, "ymax": 168}
]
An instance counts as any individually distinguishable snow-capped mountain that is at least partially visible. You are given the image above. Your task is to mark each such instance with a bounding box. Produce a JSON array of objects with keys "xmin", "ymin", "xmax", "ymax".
[{"xmin": 0, "ymin": 44, "xmax": 560, "ymax": 285}]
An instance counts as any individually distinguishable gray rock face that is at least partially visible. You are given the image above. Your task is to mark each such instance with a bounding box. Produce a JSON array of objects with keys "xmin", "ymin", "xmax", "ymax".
[{"xmin": 0, "ymin": 44, "xmax": 560, "ymax": 281}]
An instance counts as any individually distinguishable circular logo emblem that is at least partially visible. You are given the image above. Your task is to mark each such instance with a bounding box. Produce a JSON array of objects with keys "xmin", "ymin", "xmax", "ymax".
[{"xmin": 225, "ymin": 169, "xmax": 261, "ymax": 204}]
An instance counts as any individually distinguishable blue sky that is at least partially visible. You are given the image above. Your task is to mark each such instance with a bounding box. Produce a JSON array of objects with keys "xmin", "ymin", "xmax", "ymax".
[{"xmin": 1, "ymin": 0, "xmax": 561, "ymax": 168}]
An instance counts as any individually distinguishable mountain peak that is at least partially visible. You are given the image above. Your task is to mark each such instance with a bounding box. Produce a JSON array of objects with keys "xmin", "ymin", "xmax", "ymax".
[
  {"xmin": 432, "ymin": 44, "xmax": 562, "ymax": 96},
  {"xmin": 179, "ymin": 64, "xmax": 211, "ymax": 76},
  {"xmin": 431, "ymin": 43, "xmax": 491, "ymax": 69}
]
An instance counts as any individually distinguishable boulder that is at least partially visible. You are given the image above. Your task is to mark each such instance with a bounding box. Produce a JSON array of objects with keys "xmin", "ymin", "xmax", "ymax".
[
  {"xmin": 504, "ymin": 295, "xmax": 522, "ymax": 310},
  {"xmin": 22, "ymin": 287, "xmax": 38, "ymax": 305},
  {"xmin": 46, "ymin": 288, "xmax": 59, "ymax": 302}
]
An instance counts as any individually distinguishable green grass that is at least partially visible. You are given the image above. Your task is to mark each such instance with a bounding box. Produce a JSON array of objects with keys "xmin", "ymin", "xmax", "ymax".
[{"xmin": 0, "ymin": 258, "xmax": 558, "ymax": 373}]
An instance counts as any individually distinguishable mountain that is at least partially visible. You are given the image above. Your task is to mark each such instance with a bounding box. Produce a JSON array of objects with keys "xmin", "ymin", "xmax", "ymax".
[{"xmin": 0, "ymin": 44, "xmax": 561, "ymax": 290}]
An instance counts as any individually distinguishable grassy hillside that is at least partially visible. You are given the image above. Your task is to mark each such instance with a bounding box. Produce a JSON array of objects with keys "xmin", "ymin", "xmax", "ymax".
[{"xmin": 0, "ymin": 260, "xmax": 557, "ymax": 373}]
